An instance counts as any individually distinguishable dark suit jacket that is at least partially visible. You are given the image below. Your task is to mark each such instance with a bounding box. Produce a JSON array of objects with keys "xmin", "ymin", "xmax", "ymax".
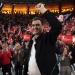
[{"xmin": 24, "ymin": 10, "xmax": 62, "ymax": 75}]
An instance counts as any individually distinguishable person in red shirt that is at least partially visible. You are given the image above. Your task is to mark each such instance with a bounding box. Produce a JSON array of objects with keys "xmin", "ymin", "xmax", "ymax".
[{"xmin": 0, "ymin": 43, "xmax": 12, "ymax": 75}]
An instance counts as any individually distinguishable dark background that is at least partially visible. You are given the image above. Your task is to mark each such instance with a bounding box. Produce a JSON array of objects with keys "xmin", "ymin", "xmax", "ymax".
[
  {"xmin": 1, "ymin": 0, "xmax": 63, "ymax": 3},
  {"xmin": 1, "ymin": 0, "xmax": 74, "ymax": 3}
]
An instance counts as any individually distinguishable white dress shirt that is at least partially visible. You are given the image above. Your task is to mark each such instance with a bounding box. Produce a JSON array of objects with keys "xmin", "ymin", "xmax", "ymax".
[{"xmin": 28, "ymin": 40, "xmax": 41, "ymax": 75}]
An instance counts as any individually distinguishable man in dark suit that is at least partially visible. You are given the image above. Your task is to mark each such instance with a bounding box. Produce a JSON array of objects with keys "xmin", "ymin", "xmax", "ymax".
[{"xmin": 24, "ymin": 3, "xmax": 62, "ymax": 75}]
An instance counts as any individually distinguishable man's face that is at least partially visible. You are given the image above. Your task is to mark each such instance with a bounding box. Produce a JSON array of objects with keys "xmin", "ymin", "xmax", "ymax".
[{"xmin": 32, "ymin": 20, "xmax": 43, "ymax": 35}]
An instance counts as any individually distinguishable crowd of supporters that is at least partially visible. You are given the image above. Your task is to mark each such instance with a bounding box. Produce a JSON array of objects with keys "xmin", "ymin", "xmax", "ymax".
[{"xmin": 0, "ymin": 12, "xmax": 75, "ymax": 75}]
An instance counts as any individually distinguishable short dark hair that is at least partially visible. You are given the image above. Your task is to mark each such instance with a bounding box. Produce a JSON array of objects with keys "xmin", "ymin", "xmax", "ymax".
[{"xmin": 32, "ymin": 17, "xmax": 44, "ymax": 25}]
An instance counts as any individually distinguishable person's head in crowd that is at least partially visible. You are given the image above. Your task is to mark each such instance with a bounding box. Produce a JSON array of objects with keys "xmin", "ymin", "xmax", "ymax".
[
  {"xmin": 14, "ymin": 42, "xmax": 21, "ymax": 50},
  {"xmin": 10, "ymin": 41, "xmax": 13, "ymax": 45},
  {"xmin": 21, "ymin": 41, "xmax": 24, "ymax": 46},
  {"xmin": 25, "ymin": 41, "xmax": 29, "ymax": 46},
  {"xmin": 2, "ymin": 42, "xmax": 8, "ymax": 51},
  {"xmin": 72, "ymin": 42, "xmax": 75, "ymax": 48},
  {"xmin": 63, "ymin": 46, "xmax": 69, "ymax": 55},
  {"xmin": 31, "ymin": 17, "xmax": 44, "ymax": 38}
]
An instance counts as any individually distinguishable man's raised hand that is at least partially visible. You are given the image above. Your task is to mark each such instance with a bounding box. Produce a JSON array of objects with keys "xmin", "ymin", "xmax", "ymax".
[{"xmin": 35, "ymin": 3, "xmax": 47, "ymax": 14}]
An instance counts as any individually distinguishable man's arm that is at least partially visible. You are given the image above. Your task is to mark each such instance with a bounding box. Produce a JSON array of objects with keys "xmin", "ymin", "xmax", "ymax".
[
  {"xmin": 35, "ymin": 3, "xmax": 62, "ymax": 44},
  {"xmin": 42, "ymin": 10, "xmax": 62, "ymax": 44}
]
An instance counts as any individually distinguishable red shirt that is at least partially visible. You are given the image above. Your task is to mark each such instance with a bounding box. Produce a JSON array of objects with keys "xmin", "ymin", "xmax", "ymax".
[{"xmin": 0, "ymin": 49, "xmax": 11, "ymax": 65}]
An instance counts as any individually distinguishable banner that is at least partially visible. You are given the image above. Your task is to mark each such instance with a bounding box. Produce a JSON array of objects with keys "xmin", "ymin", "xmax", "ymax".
[
  {"xmin": 58, "ymin": 34, "xmax": 63, "ymax": 40},
  {"xmin": 61, "ymin": 35, "xmax": 72, "ymax": 44},
  {"xmin": 58, "ymin": 34, "xmax": 72, "ymax": 44},
  {"xmin": 23, "ymin": 34, "xmax": 30, "ymax": 41}
]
